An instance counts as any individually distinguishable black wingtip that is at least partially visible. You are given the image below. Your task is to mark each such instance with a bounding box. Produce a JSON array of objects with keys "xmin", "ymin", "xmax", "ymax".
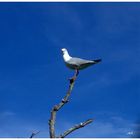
[{"xmin": 93, "ymin": 59, "xmax": 102, "ymax": 63}]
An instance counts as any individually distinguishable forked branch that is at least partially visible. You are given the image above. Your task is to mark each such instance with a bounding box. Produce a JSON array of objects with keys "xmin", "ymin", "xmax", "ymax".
[{"xmin": 49, "ymin": 70, "xmax": 93, "ymax": 138}]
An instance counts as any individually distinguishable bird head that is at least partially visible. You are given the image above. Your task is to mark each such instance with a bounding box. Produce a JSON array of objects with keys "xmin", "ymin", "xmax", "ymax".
[{"xmin": 61, "ymin": 48, "xmax": 68, "ymax": 55}]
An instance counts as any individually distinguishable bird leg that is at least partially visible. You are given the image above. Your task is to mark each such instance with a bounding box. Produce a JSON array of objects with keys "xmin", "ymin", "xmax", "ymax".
[
  {"xmin": 75, "ymin": 69, "xmax": 79, "ymax": 77},
  {"xmin": 69, "ymin": 69, "xmax": 79, "ymax": 83}
]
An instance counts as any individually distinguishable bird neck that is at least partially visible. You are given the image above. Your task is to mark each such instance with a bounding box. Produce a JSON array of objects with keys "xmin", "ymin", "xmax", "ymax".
[{"xmin": 63, "ymin": 52, "xmax": 71, "ymax": 61}]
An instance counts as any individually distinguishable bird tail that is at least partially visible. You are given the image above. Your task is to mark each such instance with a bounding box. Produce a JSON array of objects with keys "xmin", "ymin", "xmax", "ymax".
[{"xmin": 92, "ymin": 59, "xmax": 102, "ymax": 64}]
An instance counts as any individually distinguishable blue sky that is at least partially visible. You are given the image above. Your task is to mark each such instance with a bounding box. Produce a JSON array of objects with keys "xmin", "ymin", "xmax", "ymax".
[{"xmin": 0, "ymin": 2, "xmax": 140, "ymax": 138}]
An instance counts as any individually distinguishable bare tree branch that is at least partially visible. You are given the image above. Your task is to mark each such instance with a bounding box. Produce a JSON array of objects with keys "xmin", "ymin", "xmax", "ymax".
[
  {"xmin": 49, "ymin": 70, "xmax": 78, "ymax": 138},
  {"xmin": 30, "ymin": 130, "xmax": 40, "ymax": 138},
  {"xmin": 58, "ymin": 119, "xmax": 93, "ymax": 138},
  {"xmin": 49, "ymin": 70, "xmax": 93, "ymax": 138}
]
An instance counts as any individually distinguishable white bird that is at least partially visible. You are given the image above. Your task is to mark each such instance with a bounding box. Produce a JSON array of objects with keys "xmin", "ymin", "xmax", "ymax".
[{"xmin": 61, "ymin": 48, "xmax": 101, "ymax": 77}]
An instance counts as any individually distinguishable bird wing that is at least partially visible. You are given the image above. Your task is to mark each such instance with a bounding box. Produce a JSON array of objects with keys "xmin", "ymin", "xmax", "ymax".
[
  {"xmin": 66, "ymin": 57, "xmax": 102, "ymax": 70},
  {"xmin": 67, "ymin": 57, "xmax": 92, "ymax": 66}
]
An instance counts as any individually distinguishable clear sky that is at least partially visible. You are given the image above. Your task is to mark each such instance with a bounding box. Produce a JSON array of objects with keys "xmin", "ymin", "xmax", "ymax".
[{"xmin": 0, "ymin": 2, "xmax": 140, "ymax": 138}]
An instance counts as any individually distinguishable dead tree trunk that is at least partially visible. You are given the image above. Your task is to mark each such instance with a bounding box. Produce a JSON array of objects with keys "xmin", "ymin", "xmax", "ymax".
[{"xmin": 49, "ymin": 71, "xmax": 93, "ymax": 138}]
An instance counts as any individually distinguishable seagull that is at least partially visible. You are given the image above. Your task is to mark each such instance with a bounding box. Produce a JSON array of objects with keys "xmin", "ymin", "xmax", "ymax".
[{"xmin": 61, "ymin": 48, "xmax": 101, "ymax": 79}]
